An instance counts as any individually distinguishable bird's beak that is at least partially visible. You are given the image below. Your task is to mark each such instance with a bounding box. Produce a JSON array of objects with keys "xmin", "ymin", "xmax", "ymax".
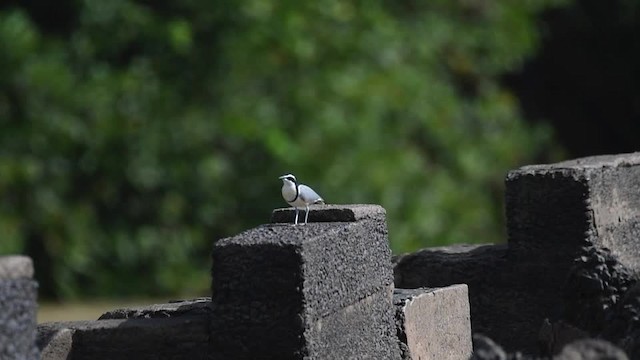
[{"xmin": 278, "ymin": 175, "xmax": 286, "ymax": 180}]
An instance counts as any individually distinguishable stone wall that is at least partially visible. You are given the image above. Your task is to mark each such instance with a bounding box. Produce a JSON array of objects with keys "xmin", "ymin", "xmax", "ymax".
[
  {"xmin": 35, "ymin": 204, "xmax": 472, "ymax": 359},
  {"xmin": 6, "ymin": 152, "xmax": 639, "ymax": 359},
  {"xmin": 394, "ymin": 152, "xmax": 640, "ymax": 357}
]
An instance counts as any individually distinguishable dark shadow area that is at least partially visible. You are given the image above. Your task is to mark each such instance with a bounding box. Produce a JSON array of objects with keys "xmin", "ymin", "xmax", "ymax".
[{"xmin": 507, "ymin": 0, "xmax": 640, "ymax": 157}]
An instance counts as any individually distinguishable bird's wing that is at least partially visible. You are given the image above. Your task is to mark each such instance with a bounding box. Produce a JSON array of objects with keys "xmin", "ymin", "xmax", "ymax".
[{"xmin": 298, "ymin": 184, "xmax": 323, "ymax": 204}]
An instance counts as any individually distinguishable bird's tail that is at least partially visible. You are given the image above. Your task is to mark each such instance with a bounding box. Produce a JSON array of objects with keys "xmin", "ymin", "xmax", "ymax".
[{"xmin": 314, "ymin": 198, "xmax": 325, "ymax": 205}]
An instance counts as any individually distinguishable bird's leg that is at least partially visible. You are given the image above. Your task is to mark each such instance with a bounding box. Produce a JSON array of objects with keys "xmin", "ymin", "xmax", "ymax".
[
  {"xmin": 304, "ymin": 205, "xmax": 310, "ymax": 225},
  {"xmin": 294, "ymin": 208, "xmax": 299, "ymax": 225}
]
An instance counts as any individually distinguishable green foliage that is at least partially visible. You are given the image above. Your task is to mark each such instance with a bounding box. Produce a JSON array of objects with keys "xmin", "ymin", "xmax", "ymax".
[{"xmin": 0, "ymin": 0, "xmax": 568, "ymax": 299}]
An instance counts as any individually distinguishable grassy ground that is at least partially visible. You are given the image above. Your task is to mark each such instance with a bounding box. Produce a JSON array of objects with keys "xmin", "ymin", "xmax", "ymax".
[{"xmin": 37, "ymin": 298, "xmax": 172, "ymax": 323}]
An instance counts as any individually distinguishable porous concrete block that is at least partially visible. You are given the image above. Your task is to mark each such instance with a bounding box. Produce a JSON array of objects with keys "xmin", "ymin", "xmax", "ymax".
[
  {"xmin": 211, "ymin": 205, "xmax": 398, "ymax": 359},
  {"xmin": 506, "ymin": 152, "xmax": 640, "ymax": 273},
  {"xmin": 0, "ymin": 256, "xmax": 38, "ymax": 360},
  {"xmin": 271, "ymin": 203, "xmax": 386, "ymax": 223},
  {"xmin": 37, "ymin": 316, "xmax": 210, "ymax": 360},
  {"xmin": 394, "ymin": 285, "xmax": 472, "ymax": 360}
]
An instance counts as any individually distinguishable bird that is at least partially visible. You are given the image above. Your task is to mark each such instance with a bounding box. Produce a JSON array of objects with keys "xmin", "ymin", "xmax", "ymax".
[{"xmin": 279, "ymin": 173, "xmax": 324, "ymax": 225}]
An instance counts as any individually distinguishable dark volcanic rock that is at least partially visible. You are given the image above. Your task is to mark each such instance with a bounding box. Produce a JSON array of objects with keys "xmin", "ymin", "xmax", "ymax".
[
  {"xmin": 211, "ymin": 205, "xmax": 400, "ymax": 359},
  {"xmin": 395, "ymin": 152, "xmax": 640, "ymax": 355},
  {"xmin": 564, "ymin": 246, "xmax": 636, "ymax": 335}
]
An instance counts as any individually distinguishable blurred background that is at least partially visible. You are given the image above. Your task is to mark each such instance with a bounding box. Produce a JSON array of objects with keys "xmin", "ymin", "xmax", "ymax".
[{"xmin": 0, "ymin": 0, "xmax": 638, "ymax": 318}]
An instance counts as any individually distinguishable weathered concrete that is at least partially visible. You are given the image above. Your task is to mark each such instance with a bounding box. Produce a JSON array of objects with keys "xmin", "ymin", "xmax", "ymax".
[
  {"xmin": 394, "ymin": 285, "xmax": 472, "ymax": 360},
  {"xmin": 38, "ymin": 316, "xmax": 210, "ymax": 360},
  {"xmin": 0, "ymin": 256, "xmax": 38, "ymax": 360},
  {"xmin": 271, "ymin": 203, "xmax": 386, "ymax": 223},
  {"xmin": 211, "ymin": 205, "xmax": 399, "ymax": 359},
  {"xmin": 395, "ymin": 153, "xmax": 640, "ymax": 355}
]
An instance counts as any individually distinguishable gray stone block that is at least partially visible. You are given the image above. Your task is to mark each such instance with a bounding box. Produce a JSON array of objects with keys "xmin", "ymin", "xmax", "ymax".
[
  {"xmin": 271, "ymin": 204, "xmax": 386, "ymax": 223},
  {"xmin": 506, "ymin": 152, "xmax": 640, "ymax": 273},
  {"xmin": 0, "ymin": 256, "xmax": 38, "ymax": 360},
  {"xmin": 37, "ymin": 327, "xmax": 73, "ymax": 360},
  {"xmin": 211, "ymin": 205, "xmax": 397, "ymax": 359},
  {"xmin": 394, "ymin": 244, "xmax": 512, "ymax": 344},
  {"xmin": 394, "ymin": 153, "xmax": 640, "ymax": 355},
  {"xmin": 305, "ymin": 285, "xmax": 400, "ymax": 360},
  {"xmin": 505, "ymin": 152, "xmax": 640, "ymax": 347},
  {"xmin": 0, "ymin": 256, "xmax": 34, "ymax": 279},
  {"xmin": 37, "ymin": 316, "xmax": 210, "ymax": 360},
  {"xmin": 212, "ymin": 220, "xmax": 393, "ymax": 321},
  {"xmin": 394, "ymin": 286, "xmax": 472, "ymax": 360}
]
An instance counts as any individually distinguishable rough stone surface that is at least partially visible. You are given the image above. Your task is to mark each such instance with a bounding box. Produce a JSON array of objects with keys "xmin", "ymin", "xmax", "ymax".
[
  {"xmin": 554, "ymin": 339, "xmax": 629, "ymax": 360},
  {"xmin": 37, "ymin": 328, "xmax": 73, "ymax": 360},
  {"xmin": 601, "ymin": 281, "xmax": 640, "ymax": 358},
  {"xmin": 0, "ymin": 256, "xmax": 34, "ymax": 279},
  {"xmin": 395, "ymin": 153, "xmax": 640, "ymax": 355},
  {"xmin": 211, "ymin": 206, "xmax": 398, "ymax": 359},
  {"xmin": 394, "ymin": 285, "xmax": 472, "ymax": 360},
  {"xmin": 271, "ymin": 204, "xmax": 386, "ymax": 223},
  {"xmin": 506, "ymin": 152, "xmax": 640, "ymax": 272},
  {"xmin": 212, "ymin": 221, "xmax": 393, "ymax": 321},
  {"xmin": 304, "ymin": 285, "xmax": 400, "ymax": 360},
  {"xmin": 563, "ymin": 246, "xmax": 636, "ymax": 335},
  {"xmin": 0, "ymin": 256, "xmax": 38, "ymax": 360},
  {"xmin": 394, "ymin": 244, "xmax": 519, "ymax": 349},
  {"xmin": 37, "ymin": 316, "xmax": 210, "ymax": 360},
  {"xmin": 99, "ymin": 298, "xmax": 212, "ymax": 320},
  {"xmin": 506, "ymin": 152, "xmax": 640, "ymax": 349}
]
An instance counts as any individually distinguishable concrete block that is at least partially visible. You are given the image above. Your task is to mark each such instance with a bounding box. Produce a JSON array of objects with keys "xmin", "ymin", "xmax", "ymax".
[
  {"xmin": 211, "ymin": 205, "xmax": 398, "ymax": 359},
  {"xmin": 271, "ymin": 204, "xmax": 386, "ymax": 223},
  {"xmin": 394, "ymin": 286, "xmax": 472, "ymax": 360},
  {"xmin": 37, "ymin": 316, "xmax": 210, "ymax": 360},
  {"xmin": 0, "ymin": 256, "xmax": 38, "ymax": 360}
]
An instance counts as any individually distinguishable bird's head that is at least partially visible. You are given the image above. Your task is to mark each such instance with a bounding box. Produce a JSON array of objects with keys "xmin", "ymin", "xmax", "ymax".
[{"xmin": 279, "ymin": 174, "xmax": 297, "ymax": 184}]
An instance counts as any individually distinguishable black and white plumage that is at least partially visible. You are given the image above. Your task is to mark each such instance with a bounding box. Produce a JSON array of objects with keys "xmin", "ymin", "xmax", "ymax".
[{"xmin": 279, "ymin": 174, "xmax": 324, "ymax": 225}]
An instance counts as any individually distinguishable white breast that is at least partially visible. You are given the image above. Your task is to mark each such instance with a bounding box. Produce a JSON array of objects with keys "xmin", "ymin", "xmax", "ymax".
[{"xmin": 281, "ymin": 181, "xmax": 298, "ymax": 205}]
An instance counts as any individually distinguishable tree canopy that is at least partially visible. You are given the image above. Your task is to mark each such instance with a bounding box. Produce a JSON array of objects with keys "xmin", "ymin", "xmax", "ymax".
[{"xmin": 0, "ymin": 0, "xmax": 569, "ymax": 298}]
